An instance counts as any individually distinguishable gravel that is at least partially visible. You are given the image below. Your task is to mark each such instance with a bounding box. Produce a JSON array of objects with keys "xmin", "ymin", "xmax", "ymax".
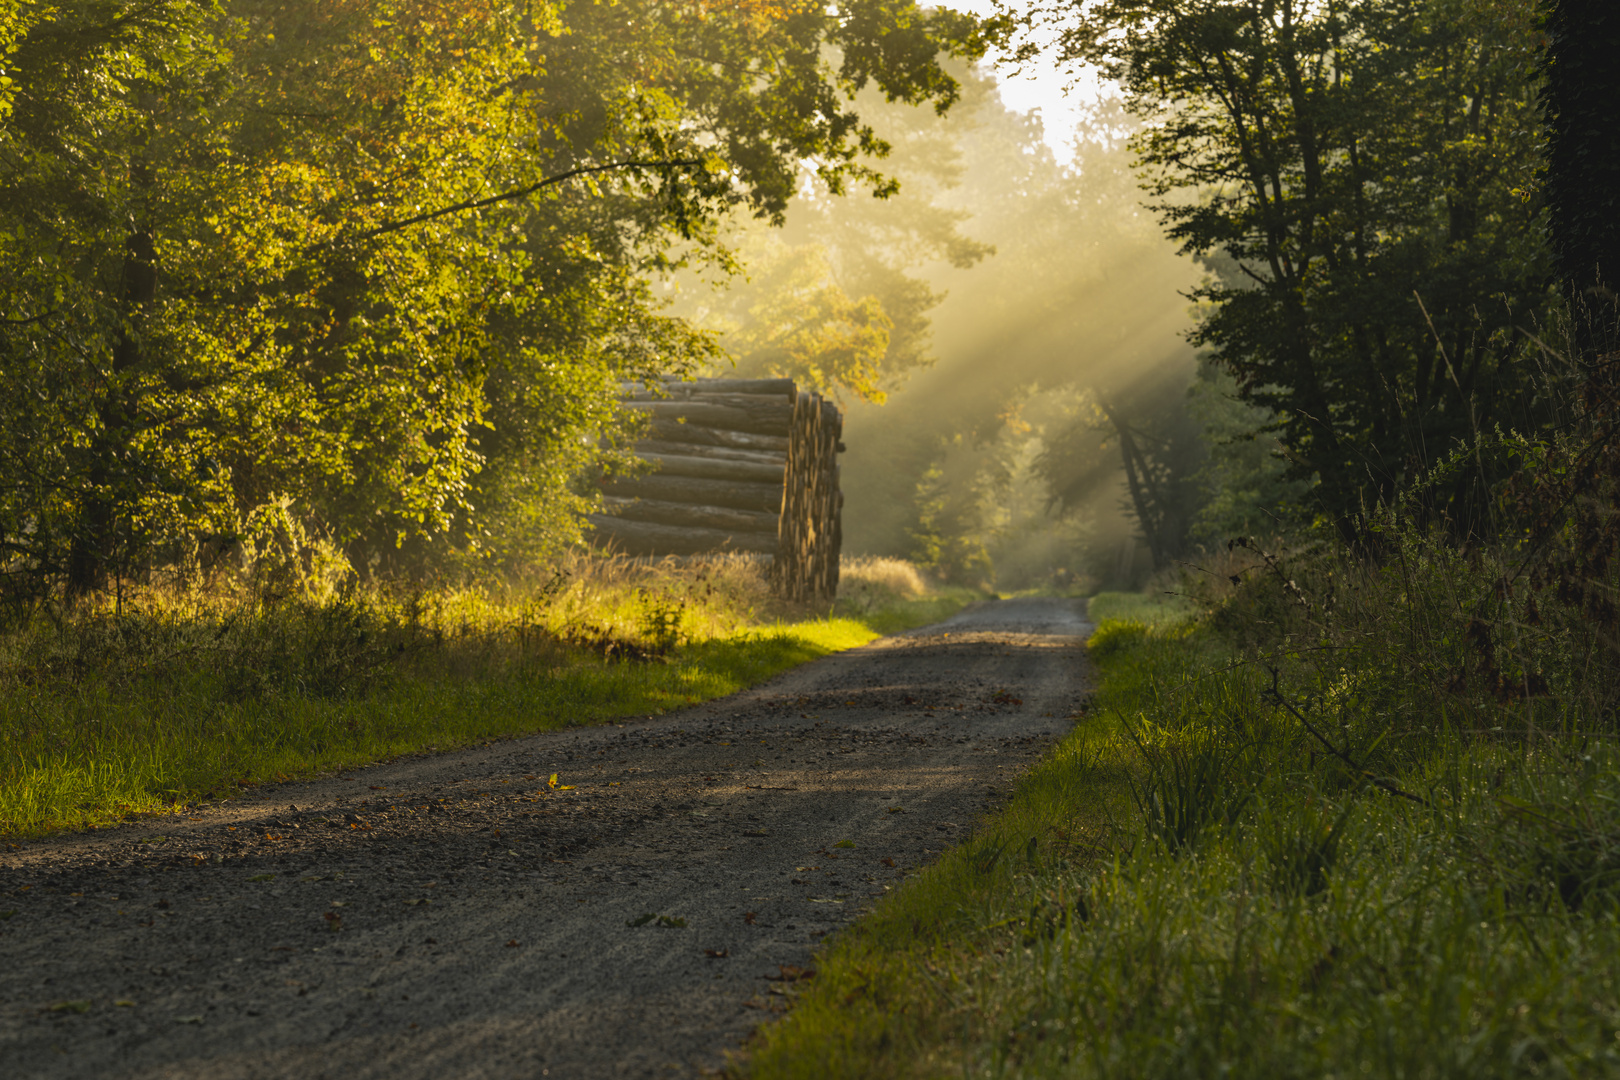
[{"xmin": 0, "ymin": 597, "xmax": 1092, "ymax": 1078}]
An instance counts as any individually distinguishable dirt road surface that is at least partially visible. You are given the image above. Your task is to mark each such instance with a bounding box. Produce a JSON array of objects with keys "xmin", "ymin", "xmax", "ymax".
[{"xmin": 0, "ymin": 597, "xmax": 1091, "ymax": 1079}]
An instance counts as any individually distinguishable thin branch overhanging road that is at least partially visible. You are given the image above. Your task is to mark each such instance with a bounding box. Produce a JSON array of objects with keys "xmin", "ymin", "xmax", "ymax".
[{"xmin": 0, "ymin": 598, "xmax": 1092, "ymax": 1079}]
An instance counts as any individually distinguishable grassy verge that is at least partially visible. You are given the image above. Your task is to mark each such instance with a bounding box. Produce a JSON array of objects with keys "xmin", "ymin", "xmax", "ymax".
[
  {"xmin": 1086, "ymin": 588, "xmax": 1193, "ymax": 628},
  {"xmin": 745, "ymin": 584, "xmax": 1620, "ymax": 1077},
  {"xmin": 1, "ymin": 555, "xmax": 967, "ymax": 837}
]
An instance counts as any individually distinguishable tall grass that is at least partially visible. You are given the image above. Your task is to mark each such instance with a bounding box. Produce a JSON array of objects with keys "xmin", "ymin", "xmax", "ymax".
[
  {"xmin": 837, "ymin": 556, "xmax": 981, "ymax": 634},
  {"xmin": 0, "ymin": 553, "xmax": 958, "ymax": 836},
  {"xmin": 744, "ymin": 533, "xmax": 1620, "ymax": 1079}
]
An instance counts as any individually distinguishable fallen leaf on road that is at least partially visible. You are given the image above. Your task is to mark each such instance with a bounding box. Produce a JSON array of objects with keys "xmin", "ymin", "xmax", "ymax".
[
  {"xmin": 764, "ymin": 965, "xmax": 815, "ymax": 982},
  {"xmin": 626, "ymin": 912, "xmax": 657, "ymax": 927},
  {"xmin": 175, "ymin": 1015, "xmax": 202, "ymax": 1024},
  {"xmin": 743, "ymin": 912, "xmax": 757, "ymax": 925},
  {"xmin": 742, "ymin": 828, "xmax": 770, "ymax": 837},
  {"xmin": 505, "ymin": 939, "xmax": 520, "ymax": 948},
  {"xmin": 49, "ymin": 1000, "xmax": 91, "ymax": 1013},
  {"xmin": 657, "ymin": 915, "xmax": 687, "ymax": 928},
  {"xmin": 881, "ymin": 857, "xmax": 896, "ymax": 867},
  {"xmin": 834, "ymin": 839, "xmax": 856, "ymax": 849},
  {"xmin": 113, "ymin": 999, "xmax": 136, "ymax": 1007},
  {"xmin": 704, "ymin": 949, "xmax": 729, "ymax": 958}
]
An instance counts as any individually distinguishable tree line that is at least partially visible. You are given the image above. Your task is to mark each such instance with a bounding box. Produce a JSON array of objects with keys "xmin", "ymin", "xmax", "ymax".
[
  {"xmin": 5, "ymin": 0, "xmax": 1617, "ymax": 603},
  {"xmin": 1025, "ymin": 0, "xmax": 1558, "ymax": 558},
  {"xmin": 0, "ymin": 0, "xmax": 996, "ymax": 602}
]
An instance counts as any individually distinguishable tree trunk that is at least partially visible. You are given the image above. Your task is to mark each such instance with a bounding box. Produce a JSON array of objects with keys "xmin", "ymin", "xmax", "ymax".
[
  {"xmin": 598, "ymin": 496, "xmax": 780, "ymax": 534},
  {"xmin": 67, "ymin": 226, "xmax": 157, "ymax": 597},
  {"xmin": 586, "ymin": 516, "xmax": 778, "ymax": 556},
  {"xmin": 643, "ymin": 420, "xmax": 791, "ymax": 453},
  {"xmin": 619, "ymin": 377, "xmax": 796, "ymax": 399},
  {"xmin": 600, "ymin": 474, "xmax": 785, "ymax": 513},
  {"xmin": 622, "ymin": 399, "xmax": 794, "ymax": 436},
  {"xmin": 637, "ymin": 452, "xmax": 785, "ymax": 485}
]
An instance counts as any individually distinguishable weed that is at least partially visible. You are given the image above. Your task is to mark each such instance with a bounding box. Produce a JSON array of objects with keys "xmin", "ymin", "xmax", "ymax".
[{"xmin": 1124, "ymin": 722, "xmax": 1253, "ymax": 854}]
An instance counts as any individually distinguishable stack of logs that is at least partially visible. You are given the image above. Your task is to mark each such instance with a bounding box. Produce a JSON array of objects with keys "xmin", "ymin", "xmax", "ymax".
[{"xmin": 587, "ymin": 377, "xmax": 844, "ymax": 601}]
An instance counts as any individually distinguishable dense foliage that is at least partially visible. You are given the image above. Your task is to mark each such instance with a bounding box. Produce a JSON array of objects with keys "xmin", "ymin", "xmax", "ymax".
[
  {"xmin": 0, "ymin": 0, "xmax": 995, "ymax": 600},
  {"xmin": 1542, "ymin": 0, "xmax": 1620, "ymax": 307},
  {"xmin": 1029, "ymin": 0, "xmax": 1551, "ymax": 542}
]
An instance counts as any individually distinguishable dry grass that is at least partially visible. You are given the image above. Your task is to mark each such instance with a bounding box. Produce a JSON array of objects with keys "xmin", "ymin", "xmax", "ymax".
[{"xmin": 838, "ymin": 556, "xmax": 933, "ymax": 605}]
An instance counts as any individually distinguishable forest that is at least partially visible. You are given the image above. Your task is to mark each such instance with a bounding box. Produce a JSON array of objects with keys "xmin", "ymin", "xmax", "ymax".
[{"xmin": 5, "ymin": 0, "xmax": 1620, "ymax": 1075}]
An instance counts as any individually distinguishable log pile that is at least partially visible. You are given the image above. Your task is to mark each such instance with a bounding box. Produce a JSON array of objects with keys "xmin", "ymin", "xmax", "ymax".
[
  {"xmin": 587, "ymin": 377, "xmax": 844, "ymax": 600},
  {"xmin": 772, "ymin": 388, "xmax": 844, "ymax": 602}
]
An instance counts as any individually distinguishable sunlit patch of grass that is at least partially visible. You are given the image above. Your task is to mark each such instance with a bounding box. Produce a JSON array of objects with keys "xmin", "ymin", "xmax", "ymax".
[
  {"xmin": 0, "ymin": 561, "xmax": 955, "ymax": 837},
  {"xmin": 834, "ymin": 556, "xmax": 980, "ymax": 635}
]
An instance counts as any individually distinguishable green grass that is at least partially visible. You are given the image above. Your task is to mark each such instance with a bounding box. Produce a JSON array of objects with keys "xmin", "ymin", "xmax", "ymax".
[
  {"xmin": 743, "ymin": 599, "xmax": 1620, "ymax": 1079},
  {"xmin": 0, "ymin": 566, "xmax": 967, "ymax": 838},
  {"xmin": 1086, "ymin": 588, "xmax": 1193, "ymax": 628},
  {"xmin": 837, "ymin": 590, "xmax": 982, "ymax": 636}
]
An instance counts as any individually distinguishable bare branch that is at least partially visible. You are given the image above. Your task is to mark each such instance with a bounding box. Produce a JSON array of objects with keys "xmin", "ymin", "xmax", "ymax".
[{"xmin": 349, "ymin": 159, "xmax": 705, "ymax": 243}]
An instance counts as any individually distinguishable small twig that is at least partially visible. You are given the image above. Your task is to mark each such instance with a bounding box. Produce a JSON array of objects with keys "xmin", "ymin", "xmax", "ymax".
[
  {"xmin": 1264, "ymin": 666, "xmax": 1429, "ymax": 806},
  {"xmin": 1228, "ymin": 536, "xmax": 1313, "ymax": 615}
]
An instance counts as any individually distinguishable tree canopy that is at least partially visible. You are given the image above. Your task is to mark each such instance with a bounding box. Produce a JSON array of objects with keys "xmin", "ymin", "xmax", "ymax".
[{"xmin": 0, "ymin": 0, "xmax": 998, "ymax": 598}]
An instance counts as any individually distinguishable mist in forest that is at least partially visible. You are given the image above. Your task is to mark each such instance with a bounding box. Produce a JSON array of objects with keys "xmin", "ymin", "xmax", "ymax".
[{"xmin": 675, "ymin": 63, "xmax": 1250, "ymax": 591}]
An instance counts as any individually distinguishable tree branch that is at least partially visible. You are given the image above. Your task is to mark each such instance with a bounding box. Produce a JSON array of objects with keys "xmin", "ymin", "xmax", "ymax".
[
  {"xmin": 349, "ymin": 159, "xmax": 705, "ymax": 243},
  {"xmin": 1264, "ymin": 665, "xmax": 1429, "ymax": 806}
]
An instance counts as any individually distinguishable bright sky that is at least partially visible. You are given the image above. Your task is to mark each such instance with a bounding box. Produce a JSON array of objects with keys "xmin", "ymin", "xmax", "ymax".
[{"xmin": 938, "ymin": 0, "xmax": 1107, "ymax": 162}]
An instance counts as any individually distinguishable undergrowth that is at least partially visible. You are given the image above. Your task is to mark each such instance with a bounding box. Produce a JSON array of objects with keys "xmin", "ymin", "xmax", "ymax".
[
  {"xmin": 743, "ymin": 533, "xmax": 1620, "ymax": 1079},
  {"xmin": 0, "ymin": 553, "xmax": 964, "ymax": 837}
]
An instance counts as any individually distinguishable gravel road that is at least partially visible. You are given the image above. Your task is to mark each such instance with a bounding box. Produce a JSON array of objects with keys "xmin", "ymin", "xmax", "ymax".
[{"xmin": 0, "ymin": 597, "xmax": 1091, "ymax": 1079}]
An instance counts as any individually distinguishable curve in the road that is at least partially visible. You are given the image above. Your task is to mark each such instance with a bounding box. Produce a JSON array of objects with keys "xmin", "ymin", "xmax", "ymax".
[{"xmin": 0, "ymin": 597, "xmax": 1092, "ymax": 1079}]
